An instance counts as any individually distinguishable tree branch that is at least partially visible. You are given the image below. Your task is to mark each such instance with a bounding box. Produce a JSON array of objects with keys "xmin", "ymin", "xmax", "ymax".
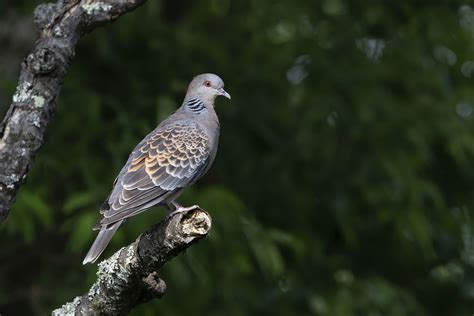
[
  {"xmin": 53, "ymin": 207, "xmax": 212, "ymax": 315},
  {"xmin": 0, "ymin": 0, "xmax": 146, "ymax": 224}
]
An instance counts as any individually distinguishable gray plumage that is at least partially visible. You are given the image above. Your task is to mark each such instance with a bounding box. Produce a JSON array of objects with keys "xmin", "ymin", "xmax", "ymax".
[{"xmin": 83, "ymin": 73, "xmax": 230, "ymax": 264}]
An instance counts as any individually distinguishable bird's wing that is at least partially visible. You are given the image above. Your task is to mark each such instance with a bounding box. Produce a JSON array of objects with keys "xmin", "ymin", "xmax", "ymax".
[{"xmin": 99, "ymin": 121, "xmax": 211, "ymax": 226}]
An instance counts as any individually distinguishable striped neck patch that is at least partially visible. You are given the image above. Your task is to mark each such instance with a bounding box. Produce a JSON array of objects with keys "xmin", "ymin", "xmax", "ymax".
[{"xmin": 185, "ymin": 98, "xmax": 206, "ymax": 114}]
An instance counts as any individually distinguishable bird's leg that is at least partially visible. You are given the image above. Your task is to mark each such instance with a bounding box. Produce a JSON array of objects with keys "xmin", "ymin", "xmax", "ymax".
[
  {"xmin": 171, "ymin": 201, "xmax": 182, "ymax": 211},
  {"xmin": 165, "ymin": 203, "xmax": 175, "ymax": 212},
  {"xmin": 166, "ymin": 201, "xmax": 200, "ymax": 218}
]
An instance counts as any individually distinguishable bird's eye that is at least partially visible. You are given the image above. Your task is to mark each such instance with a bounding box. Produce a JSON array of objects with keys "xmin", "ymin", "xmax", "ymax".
[{"xmin": 204, "ymin": 81, "xmax": 211, "ymax": 87}]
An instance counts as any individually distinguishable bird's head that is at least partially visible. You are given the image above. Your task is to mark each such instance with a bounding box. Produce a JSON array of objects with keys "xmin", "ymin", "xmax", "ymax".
[{"xmin": 186, "ymin": 73, "xmax": 231, "ymax": 105}]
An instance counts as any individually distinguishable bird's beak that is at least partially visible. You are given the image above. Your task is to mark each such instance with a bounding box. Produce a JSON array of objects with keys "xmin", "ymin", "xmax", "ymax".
[{"xmin": 217, "ymin": 88, "xmax": 231, "ymax": 100}]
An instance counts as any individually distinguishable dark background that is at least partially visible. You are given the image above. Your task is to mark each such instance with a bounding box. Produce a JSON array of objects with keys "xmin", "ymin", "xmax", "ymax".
[{"xmin": 1, "ymin": 1, "xmax": 474, "ymax": 315}]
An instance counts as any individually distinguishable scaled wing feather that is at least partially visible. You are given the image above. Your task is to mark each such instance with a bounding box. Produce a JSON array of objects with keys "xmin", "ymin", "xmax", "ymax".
[{"xmin": 100, "ymin": 121, "xmax": 211, "ymax": 225}]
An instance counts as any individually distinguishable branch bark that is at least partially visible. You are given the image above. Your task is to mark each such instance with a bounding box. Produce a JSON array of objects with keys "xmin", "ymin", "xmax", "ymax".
[
  {"xmin": 0, "ymin": 0, "xmax": 146, "ymax": 224},
  {"xmin": 53, "ymin": 207, "xmax": 212, "ymax": 315}
]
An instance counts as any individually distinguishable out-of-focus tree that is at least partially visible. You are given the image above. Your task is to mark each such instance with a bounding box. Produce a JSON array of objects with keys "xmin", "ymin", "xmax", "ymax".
[{"xmin": 1, "ymin": 0, "xmax": 473, "ymax": 315}]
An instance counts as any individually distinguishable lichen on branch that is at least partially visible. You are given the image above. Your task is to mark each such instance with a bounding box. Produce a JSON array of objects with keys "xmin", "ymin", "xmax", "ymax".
[{"xmin": 53, "ymin": 208, "xmax": 212, "ymax": 315}]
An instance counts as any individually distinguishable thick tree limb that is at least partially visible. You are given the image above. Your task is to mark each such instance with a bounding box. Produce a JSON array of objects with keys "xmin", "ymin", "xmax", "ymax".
[
  {"xmin": 0, "ymin": 0, "xmax": 146, "ymax": 224},
  {"xmin": 53, "ymin": 207, "xmax": 212, "ymax": 315}
]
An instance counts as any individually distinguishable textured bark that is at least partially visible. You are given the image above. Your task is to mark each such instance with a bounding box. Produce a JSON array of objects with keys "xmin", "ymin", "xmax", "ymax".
[
  {"xmin": 53, "ymin": 207, "xmax": 212, "ymax": 315},
  {"xmin": 0, "ymin": 0, "xmax": 146, "ymax": 224}
]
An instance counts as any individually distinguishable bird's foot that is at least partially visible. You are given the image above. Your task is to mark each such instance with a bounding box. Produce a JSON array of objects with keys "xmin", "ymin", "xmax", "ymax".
[{"xmin": 166, "ymin": 202, "xmax": 200, "ymax": 219}]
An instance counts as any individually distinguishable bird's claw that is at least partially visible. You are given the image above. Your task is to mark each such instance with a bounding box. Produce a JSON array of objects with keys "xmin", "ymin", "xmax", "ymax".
[{"xmin": 167, "ymin": 204, "xmax": 200, "ymax": 219}]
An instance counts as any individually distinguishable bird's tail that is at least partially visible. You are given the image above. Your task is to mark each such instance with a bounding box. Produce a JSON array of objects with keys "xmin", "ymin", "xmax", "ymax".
[{"xmin": 82, "ymin": 219, "xmax": 123, "ymax": 265}]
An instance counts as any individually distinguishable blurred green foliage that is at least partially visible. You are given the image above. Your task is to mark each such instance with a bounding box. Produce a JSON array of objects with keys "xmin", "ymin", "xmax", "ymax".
[{"xmin": 1, "ymin": 0, "xmax": 474, "ymax": 315}]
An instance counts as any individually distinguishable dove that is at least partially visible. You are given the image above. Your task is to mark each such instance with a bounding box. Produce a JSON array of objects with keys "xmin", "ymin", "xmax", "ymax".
[{"xmin": 82, "ymin": 73, "xmax": 230, "ymax": 264}]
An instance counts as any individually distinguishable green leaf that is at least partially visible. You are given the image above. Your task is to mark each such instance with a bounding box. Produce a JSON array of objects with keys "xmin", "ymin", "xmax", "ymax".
[{"xmin": 63, "ymin": 191, "xmax": 96, "ymax": 214}]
